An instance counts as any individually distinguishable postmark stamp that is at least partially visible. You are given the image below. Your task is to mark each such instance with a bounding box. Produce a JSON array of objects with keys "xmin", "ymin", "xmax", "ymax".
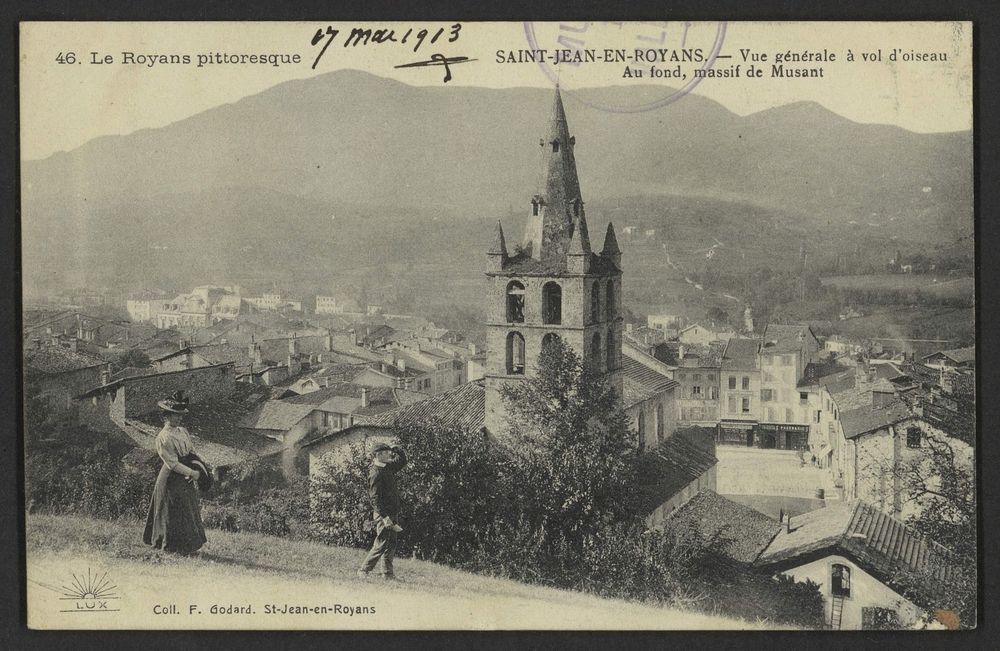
[{"xmin": 522, "ymin": 21, "xmax": 727, "ymax": 112}]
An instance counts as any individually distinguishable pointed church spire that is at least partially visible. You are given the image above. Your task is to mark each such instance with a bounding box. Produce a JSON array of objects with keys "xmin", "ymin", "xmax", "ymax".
[
  {"xmin": 601, "ymin": 221, "xmax": 622, "ymax": 270},
  {"xmin": 601, "ymin": 222, "xmax": 621, "ymax": 256},
  {"xmin": 523, "ymin": 85, "xmax": 585, "ymax": 260},
  {"xmin": 488, "ymin": 220, "xmax": 508, "ymax": 256},
  {"xmin": 567, "ymin": 210, "xmax": 591, "ymax": 255}
]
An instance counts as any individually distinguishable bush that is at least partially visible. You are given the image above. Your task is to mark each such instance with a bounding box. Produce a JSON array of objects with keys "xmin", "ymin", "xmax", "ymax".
[{"xmin": 25, "ymin": 439, "xmax": 151, "ymax": 521}]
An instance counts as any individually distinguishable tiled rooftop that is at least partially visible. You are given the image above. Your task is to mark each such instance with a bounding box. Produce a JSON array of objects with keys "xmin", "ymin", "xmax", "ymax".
[{"xmin": 664, "ymin": 490, "xmax": 781, "ymax": 564}]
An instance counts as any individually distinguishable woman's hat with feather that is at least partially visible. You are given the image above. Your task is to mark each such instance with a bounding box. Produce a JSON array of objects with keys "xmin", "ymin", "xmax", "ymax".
[{"xmin": 158, "ymin": 390, "xmax": 190, "ymax": 414}]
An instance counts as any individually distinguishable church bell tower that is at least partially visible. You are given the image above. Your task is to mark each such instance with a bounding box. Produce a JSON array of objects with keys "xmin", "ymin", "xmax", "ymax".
[{"xmin": 484, "ymin": 86, "xmax": 624, "ymax": 435}]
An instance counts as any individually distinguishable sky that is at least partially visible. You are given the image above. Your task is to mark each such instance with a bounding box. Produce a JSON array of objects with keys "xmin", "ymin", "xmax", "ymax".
[{"xmin": 20, "ymin": 21, "xmax": 972, "ymax": 161}]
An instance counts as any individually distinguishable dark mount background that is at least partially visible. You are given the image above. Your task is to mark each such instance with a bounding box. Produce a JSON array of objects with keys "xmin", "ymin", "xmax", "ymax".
[{"xmin": 21, "ymin": 69, "xmax": 973, "ymax": 304}]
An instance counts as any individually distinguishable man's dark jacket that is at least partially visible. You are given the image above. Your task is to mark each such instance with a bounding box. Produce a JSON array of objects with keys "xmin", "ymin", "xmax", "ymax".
[{"xmin": 368, "ymin": 448, "xmax": 407, "ymax": 521}]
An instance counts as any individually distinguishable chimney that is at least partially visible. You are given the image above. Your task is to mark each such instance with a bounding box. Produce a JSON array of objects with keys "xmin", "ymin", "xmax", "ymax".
[
  {"xmin": 396, "ymin": 358, "xmax": 406, "ymax": 372},
  {"xmin": 100, "ymin": 365, "xmax": 111, "ymax": 385},
  {"xmin": 324, "ymin": 329, "xmax": 333, "ymax": 352},
  {"xmin": 784, "ymin": 514, "xmax": 792, "ymax": 534},
  {"xmin": 289, "ymin": 336, "xmax": 299, "ymax": 355},
  {"xmin": 678, "ymin": 344, "xmax": 686, "ymax": 360},
  {"xmin": 360, "ymin": 387, "xmax": 369, "ymax": 408},
  {"xmin": 179, "ymin": 339, "xmax": 188, "ymax": 350},
  {"xmin": 395, "ymin": 377, "xmax": 404, "ymax": 389}
]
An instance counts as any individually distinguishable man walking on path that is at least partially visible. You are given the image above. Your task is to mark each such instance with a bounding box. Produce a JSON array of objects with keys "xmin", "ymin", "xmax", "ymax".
[{"xmin": 358, "ymin": 442, "xmax": 408, "ymax": 580}]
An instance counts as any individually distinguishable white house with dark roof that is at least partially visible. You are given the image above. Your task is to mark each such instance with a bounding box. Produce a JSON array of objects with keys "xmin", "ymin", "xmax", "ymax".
[{"xmin": 755, "ymin": 500, "xmax": 960, "ymax": 629}]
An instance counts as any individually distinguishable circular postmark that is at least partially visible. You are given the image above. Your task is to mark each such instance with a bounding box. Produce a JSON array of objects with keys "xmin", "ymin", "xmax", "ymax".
[{"xmin": 522, "ymin": 21, "xmax": 727, "ymax": 113}]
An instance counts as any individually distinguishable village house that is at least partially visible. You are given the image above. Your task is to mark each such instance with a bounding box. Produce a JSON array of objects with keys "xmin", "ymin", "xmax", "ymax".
[
  {"xmin": 647, "ymin": 313, "xmax": 685, "ymax": 336},
  {"xmin": 755, "ymin": 501, "xmax": 960, "ymax": 630},
  {"xmin": 24, "ymin": 340, "xmax": 108, "ymax": 418},
  {"xmin": 920, "ymin": 347, "xmax": 975, "ymax": 371},
  {"xmin": 757, "ymin": 324, "xmax": 821, "ymax": 450},
  {"xmin": 72, "ymin": 363, "xmax": 267, "ymax": 474},
  {"xmin": 673, "ymin": 342, "xmax": 724, "ymax": 427},
  {"xmin": 717, "ymin": 337, "xmax": 761, "ymax": 446},
  {"xmin": 678, "ymin": 323, "xmax": 733, "ymax": 346},
  {"xmin": 835, "ymin": 391, "xmax": 973, "ymax": 519}
]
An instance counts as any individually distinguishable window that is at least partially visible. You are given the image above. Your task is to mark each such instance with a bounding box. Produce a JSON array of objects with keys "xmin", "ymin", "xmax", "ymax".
[
  {"xmin": 728, "ymin": 396, "xmax": 738, "ymax": 413},
  {"xmin": 691, "ymin": 386, "xmax": 702, "ymax": 398},
  {"xmin": 742, "ymin": 376, "xmax": 750, "ymax": 390},
  {"xmin": 506, "ymin": 332, "xmax": 525, "ymax": 375},
  {"xmin": 606, "ymin": 331, "xmax": 615, "ymax": 371},
  {"xmin": 815, "ymin": 410, "xmax": 822, "ymax": 423},
  {"xmin": 542, "ymin": 282, "xmax": 562, "ymax": 325},
  {"xmin": 638, "ymin": 411, "xmax": 646, "ymax": 448},
  {"xmin": 761, "ymin": 389, "xmax": 773, "ymax": 402},
  {"xmin": 906, "ymin": 427, "xmax": 922, "ymax": 448},
  {"xmin": 767, "ymin": 407, "xmax": 776, "ymax": 421},
  {"xmin": 590, "ymin": 283, "xmax": 601, "ymax": 323},
  {"xmin": 708, "ymin": 386, "xmax": 718, "ymax": 400},
  {"xmin": 785, "ymin": 408, "xmax": 794, "ymax": 422},
  {"xmin": 693, "ymin": 373, "xmax": 702, "ymax": 382},
  {"xmin": 506, "ymin": 281, "xmax": 525, "ymax": 323},
  {"xmin": 656, "ymin": 404, "xmax": 664, "ymax": 442},
  {"xmin": 728, "ymin": 376, "xmax": 737, "ymax": 390},
  {"xmin": 606, "ymin": 280, "xmax": 615, "ymax": 321},
  {"xmin": 800, "ymin": 392, "xmax": 809, "ymax": 402},
  {"xmin": 763, "ymin": 370, "xmax": 774, "ymax": 382},
  {"xmin": 834, "ymin": 409, "xmax": 838, "ymax": 420},
  {"xmin": 831, "ymin": 564, "xmax": 851, "ymax": 598},
  {"xmin": 552, "ymin": 139, "xmax": 560, "ymax": 153},
  {"xmin": 741, "ymin": 397, "xmax": 751, "ymax": 414},
  {"xmin": 531, "ymin": 199, "xmax": 541, "ymax": 216},
  {"xmin": 591, "ymin": 332, "xmax": 603, "ymax": 372}
]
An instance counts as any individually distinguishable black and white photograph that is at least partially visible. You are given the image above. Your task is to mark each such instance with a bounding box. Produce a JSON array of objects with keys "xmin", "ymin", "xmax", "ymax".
[{"xmin": 19, "ymin": 21, "xmax": 976, "ymax": 630}]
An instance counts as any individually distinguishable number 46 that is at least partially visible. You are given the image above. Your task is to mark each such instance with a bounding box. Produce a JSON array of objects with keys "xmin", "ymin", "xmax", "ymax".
[{"xmin": 55, "ymin": 52, "xmax": 77, "ymax": 64}]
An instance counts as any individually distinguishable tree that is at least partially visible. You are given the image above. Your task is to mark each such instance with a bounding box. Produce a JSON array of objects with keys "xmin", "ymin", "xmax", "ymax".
[
  {"xmin": 893, "ymin": 428, "xmax": 977, "ymax": 627},
  {"xmin": 309, "ymin": 418, "xmax": 505, "ymax": 564},
  {"xmin": 110, "ymin": 348, "xmax": 151, "ymax": 372},
  {"xmin": 499, "ymin": 335, "xmax": 640, "ymax": 548}
]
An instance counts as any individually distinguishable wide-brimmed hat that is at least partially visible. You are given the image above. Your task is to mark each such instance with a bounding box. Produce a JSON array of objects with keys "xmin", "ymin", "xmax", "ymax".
[{"xmin": 158, "ymin": 391, "xmax": 190, "ymax": 413}]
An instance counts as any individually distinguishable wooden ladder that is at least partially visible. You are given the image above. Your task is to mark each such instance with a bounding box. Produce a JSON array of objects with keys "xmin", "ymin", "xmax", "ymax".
[{"xmin": 830, "ymin": 595, "xmax": 845, "ymax": 630}]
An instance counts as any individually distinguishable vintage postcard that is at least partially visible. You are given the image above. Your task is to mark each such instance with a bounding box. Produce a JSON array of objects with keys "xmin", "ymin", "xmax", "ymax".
[{"xmin": 20, "ymin": 21, "xmax": 975, "ymax": 630}]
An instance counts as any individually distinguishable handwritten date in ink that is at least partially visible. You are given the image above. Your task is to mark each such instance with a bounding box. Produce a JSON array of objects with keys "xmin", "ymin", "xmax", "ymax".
[{"xmin": 310, "ymin": 24, "xmax": 463, "ymax": 70}]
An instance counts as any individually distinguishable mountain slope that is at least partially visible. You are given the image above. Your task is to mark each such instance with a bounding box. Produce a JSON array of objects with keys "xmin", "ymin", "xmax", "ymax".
[{"xmin": 21, "ymin": 70, "xmax": 972, "ymax": 292}]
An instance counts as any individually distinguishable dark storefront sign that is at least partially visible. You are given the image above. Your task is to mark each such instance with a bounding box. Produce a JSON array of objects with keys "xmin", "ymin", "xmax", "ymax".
[
  {"xmin": 717, "ymin": 420, "xmax": 757, "ymax": 446},
  {"xmin": 758, "ymin": 423, "xmax": 810, "ymax": 451}
]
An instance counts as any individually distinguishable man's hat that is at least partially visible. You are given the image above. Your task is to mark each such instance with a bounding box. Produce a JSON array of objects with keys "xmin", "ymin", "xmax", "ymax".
[
  {"xmin": 371, "ymin": 442, "xmax": 392, "ymax": 454},
  {"xmin": 157, "ymin": 391, "xmax": 190, "ymax": 413}
]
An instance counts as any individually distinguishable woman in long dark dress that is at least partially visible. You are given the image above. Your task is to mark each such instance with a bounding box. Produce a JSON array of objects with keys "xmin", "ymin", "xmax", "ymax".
[{"xmin": 142, "ymin": 392, "xmax": 207, "ymax": 554}]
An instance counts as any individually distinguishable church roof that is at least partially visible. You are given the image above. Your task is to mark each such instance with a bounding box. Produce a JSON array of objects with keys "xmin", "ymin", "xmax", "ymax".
[
  {"xmin": 601, "ymin": 222, "xmax": 622, "ymax": 256},
  {"xmin": 488, "ymin": 220, "xmax": 508, "ymax": 257}
]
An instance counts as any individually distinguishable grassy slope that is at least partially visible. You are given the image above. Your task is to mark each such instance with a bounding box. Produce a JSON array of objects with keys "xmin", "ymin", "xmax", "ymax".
[{"xmin": 25, "ymin": 514, "xmax": 773, "ymax": 630}]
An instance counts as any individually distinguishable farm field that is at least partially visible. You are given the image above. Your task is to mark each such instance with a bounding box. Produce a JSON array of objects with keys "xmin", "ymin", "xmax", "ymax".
[{"xmin": 820, "ymin": 274, "xmax": 973, "ymax": 298}]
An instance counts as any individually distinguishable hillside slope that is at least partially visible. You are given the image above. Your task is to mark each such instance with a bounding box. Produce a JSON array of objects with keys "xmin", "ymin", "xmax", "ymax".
[{"xmin": 26, "ymin": 514, "xmax": 770, "ymax": 630}]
